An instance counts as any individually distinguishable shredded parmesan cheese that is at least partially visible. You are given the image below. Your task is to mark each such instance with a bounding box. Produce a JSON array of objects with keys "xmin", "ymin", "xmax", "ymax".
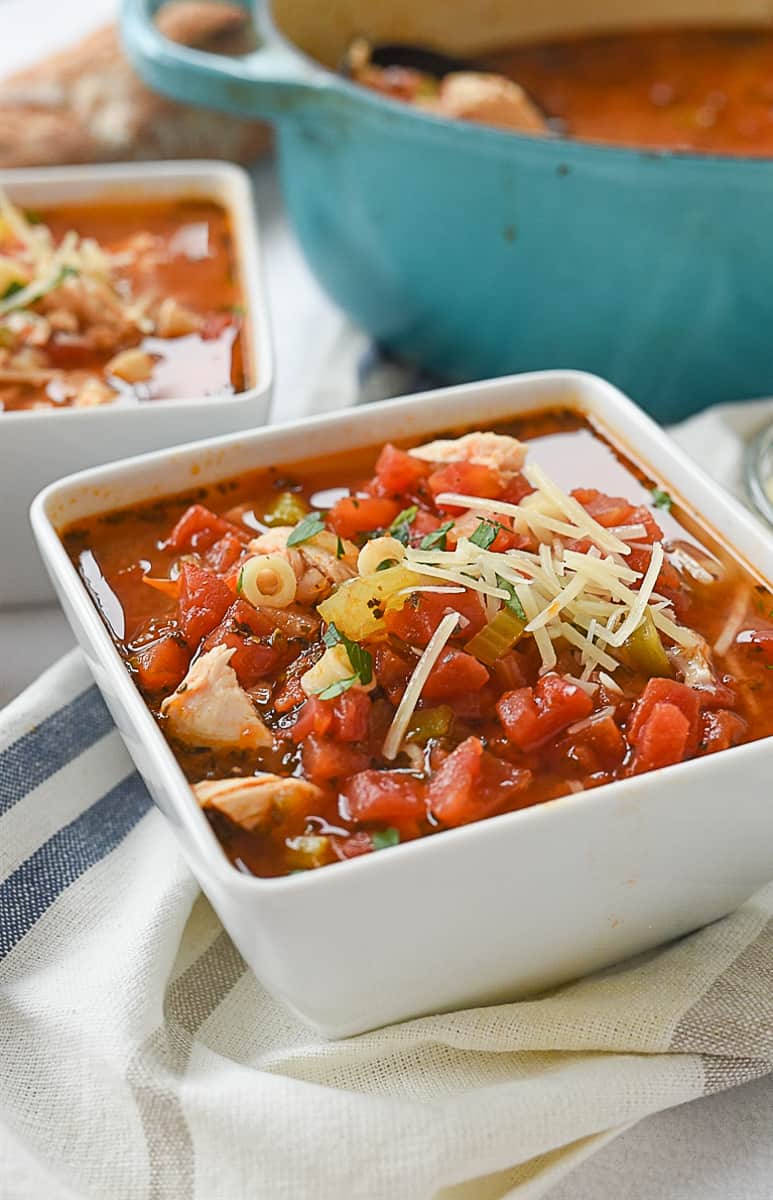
[
  {"xmin": 602, "ymin": 543, "xmax": 664, "ymax": 648},
  {"xmin": 382, "ymin": 612, "xmax": 460, "ymax": 760},
  {"xmin": 311, "ymin": 444, "xmax": 703, "ymax": 694},
  {"xmin": 599, "ymin": 671, "xmax": 624, "ymax": 695},
  {"xmin": 712, "ymin": 585, "xmax": 749, "ymax": 656},
  {"xmin": 522, "ymin": 464, "xmax": 630, "ymax": 555}
]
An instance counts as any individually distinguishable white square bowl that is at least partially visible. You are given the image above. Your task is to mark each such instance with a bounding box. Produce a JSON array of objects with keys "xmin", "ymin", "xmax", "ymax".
[
  {"xmin": 1, "ymin": 161, "xmax": 273, "ymax": 607},
  {"xmin": 31, "ymin": 370, "xmax": 773, "ymax": 1038}
]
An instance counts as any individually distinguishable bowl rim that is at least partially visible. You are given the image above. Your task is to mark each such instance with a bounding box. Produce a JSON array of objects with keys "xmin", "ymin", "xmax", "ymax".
[
  {"xmin": 0, "ymin": 159, "xmax": 272, "ymax": 424},
  {"xmin": 30, "ymin": 368, "xmax": 773, "ymax": 897}
]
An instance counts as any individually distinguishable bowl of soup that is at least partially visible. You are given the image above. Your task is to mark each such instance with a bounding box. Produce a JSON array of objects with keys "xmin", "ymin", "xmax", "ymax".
[
  {"xmin": 124, "ymin": 0, "xmax": 773, "ymax": 420},
  {"xmin": 3, "ymin": 160, "xmax": 272, "ymax": 606},
  {"xmin": 31, "ymin": 370, "xmax": 773, "ymax": 1035}
]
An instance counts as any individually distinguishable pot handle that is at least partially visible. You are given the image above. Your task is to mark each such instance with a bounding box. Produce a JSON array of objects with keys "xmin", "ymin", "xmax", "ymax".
[{"xmin": 120, "ymin": 0, "xmax": 324, "ymax": 122}]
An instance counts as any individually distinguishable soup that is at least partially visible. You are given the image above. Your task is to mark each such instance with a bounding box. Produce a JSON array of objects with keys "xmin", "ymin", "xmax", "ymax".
[
  {"xmin": 62, "ymin": 410, "xmax": 773, "ymax": 878},
  {"xmin": 353, "ymin": 26, "xmax": 773, "ymax": 155},
  {"xmin": 0, "ymin": 195, "xmax": 246, "ymax": 412}
]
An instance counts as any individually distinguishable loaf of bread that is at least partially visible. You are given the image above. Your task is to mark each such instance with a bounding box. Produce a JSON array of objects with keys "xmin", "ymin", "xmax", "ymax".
[{"xmin": 0, "ymin": 1, "xmax": 271, "ymax": 167}]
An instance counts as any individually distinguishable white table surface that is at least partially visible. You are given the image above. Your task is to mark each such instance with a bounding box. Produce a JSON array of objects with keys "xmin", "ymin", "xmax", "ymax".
[{"xmin": 3, "ymin": 3, "xmax": 773, "ymax": 1196}]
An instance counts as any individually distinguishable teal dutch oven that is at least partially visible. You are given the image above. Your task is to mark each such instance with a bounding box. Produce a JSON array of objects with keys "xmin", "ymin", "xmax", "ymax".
[{"xmin": 122, "ymin": 0, "xmax": 773, "ymax": 421}]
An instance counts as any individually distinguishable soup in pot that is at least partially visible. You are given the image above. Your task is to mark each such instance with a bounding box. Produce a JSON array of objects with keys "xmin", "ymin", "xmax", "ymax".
[{"xmin": 352, "ymin": 26, "xmax": 773, "ymax": 155}]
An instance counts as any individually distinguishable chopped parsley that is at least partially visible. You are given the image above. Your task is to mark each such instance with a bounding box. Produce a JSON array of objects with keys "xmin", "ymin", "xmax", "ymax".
[
  {"xmin": 322, "ymin": 622, "xmax": 373, "ymax": 686},
  {"xmin": 335, "ymin": 535, "xmax": 345, "ymax": 560},
  {"xmin": 389, "ymin": 504, "xmax": 418, "ymax": 546},
  {"xmin": 376, "ymin": 558, "xmax": 398, "ymax": 571},
  {"xmin": 317, "ymin": 675, "xmax": 359, "ymax": 700},
  {"xmin": 287, "ymin": 511, "xmax": 326, "ymax": 547},
  {"xmin": 496, "ymin": 575, "xmax": 527, "ymax": 621},
  {"xmin": 470, "ymin": 519, "xmax": 500, "ymax": 550},
  {"xmin": 419, "ymin": 520, "xmax": 454, "ymax": 551},
  {"xmin": 0, "ymin": 280, "xmax": 24, "ymax": 301},
  {"xmin": 371, "ymin": 827, "xmax": 400, "ymax": 851},
  {"xmin": 651, "ymin": 488, "xmax": 672, "ymax": 512}
]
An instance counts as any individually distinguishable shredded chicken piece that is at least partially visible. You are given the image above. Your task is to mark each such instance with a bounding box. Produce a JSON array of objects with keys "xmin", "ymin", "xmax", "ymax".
[
  {"xmin": 161, "ymin": 645, "xmax": 272, "ymax": 750},
  {"xmin": 247, "ymin": 527, "xmax": 358, "ymax": 604},
  {"xmin": 155, "ymin": 296, "xmax": 201, "ymax": 337},
  {"xmin": 193, "ymin": 774, "xmax": 322, "ymax": 833},
  {"xmin": 408, "ymin": 430, "xmax": 527, "ymax": 478},
  {"xmin": 428, "ymin": 72, "xmax": 548, "ymax": 135},
  {"xmin": 71, "ymin": 376, "xmax": 116, "ymax": 407},
  {"xmin": 668, "ymin": 634, "xmax": 717, "ymax": 690}
]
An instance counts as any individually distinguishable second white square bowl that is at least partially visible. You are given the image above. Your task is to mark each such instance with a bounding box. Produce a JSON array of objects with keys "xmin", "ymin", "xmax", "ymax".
[{"xmin": 1, "ymin": 160, "xmax": 273, "ymax": 607}]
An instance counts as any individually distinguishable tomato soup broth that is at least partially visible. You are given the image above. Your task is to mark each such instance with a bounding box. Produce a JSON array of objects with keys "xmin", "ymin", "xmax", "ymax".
[
  {"xmin": 63, "ymin": 410, "xmax": 773, "ymax": 877},
  {"xmin": 0, "ymin": 195, "xmax": 245, "ymax": 412}
]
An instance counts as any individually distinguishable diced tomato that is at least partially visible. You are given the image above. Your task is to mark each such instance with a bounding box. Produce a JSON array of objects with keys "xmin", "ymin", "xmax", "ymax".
[
  {"xmin": 561, "ymin": 713, "xmax": 627, "ymax": 774},
  {"xmin": 497, "ymin": 673, "xmax": 594, "ymax": 751},
  {"xmin": 572, "ymin": 489, "xmax": 635, "ymax": 529},
  {"xmin": 421, "ymin": 648, "xmax": 489, "ymax": 701},
  {"xmin": 290, "ymin": 689, "xmax": 370, "ymax": 745},
  {"xmin": 736, "ymin": 628, "xmax": 773, "ymax": 665},
  {"xmin": 428, "ymin": 461, "xmax": 502, "ymax": 511},
  {"xmin": 370, "ymin": 443, "xmax": 428, "ymax": 497},
  {"xmin": 625, "ymin": 505, "xmax": 665, "ymax": 545},
  {"xmin": 301, "ymin": 734, "xmax": 369, "ymax": 783},
  {"xmin": 699, "ymin": 709, "xmax": 747, "ymax": 755},
  {"xmin": 385, "ymin": 589, "xmax": 486, "ymax": 646},
  {"xmin": 427, "ymin": 736, "xmax": 482, "ymax": 826},
  {"xmin": 164, "ymin": 504, "xmax": 243, "ymax": 554},
  {"xmin": 411, "ymin": 511, "xmax": 442, "ymax": 537},
  {"xmin": 374, "ymin": 646, "xmax": 413, "ymax": 706},
  {"xmin": 695, "ymin": 677, "xmax": 738, "ymax": 711},
  {"xmin": 341, "ymin": 770, "xmax": 427, "ymax": 824},
  {"xmin": 489, "ymin": 524, "xmax": 530, "ymax": 553},
  {"xmin": 368, "ymin": 698, "xmax": 395, "ymax": 756},
  {"xmin": 499, "ymin": 472, "xmax": 534, "ymax": 505},
  {"xmin": 626, "ymin": 545, "xmax": 684, "ymax": 608},
  {"xmin": 630, "ymin": 702, "xmax": 691, "ymax": 774},
  {"xmin": 205, "ymin": 531, "xmax": 246, "ymax": 574},
  {"xmin": 497, "ymin": 688, "xmax": 540, "ymax": 748},
  {"xmin": 428, "ymin": 737, "xmax": 531, "ymax": 827},
  {"xmin": 177, "ymin": 562, "xmax": 233, "ymax": 646},
  {"xmin": 327, "ymin": 495, "xmax": 402, "ymax": 539},
  {"xmin": 331, "ymin": 688, "xmax": 371, "ymax": 743},
  {"xmin": 133, "ymin": 636, "xmax": 190, "ymax": 693},
  {"xmin": 627, "ymin": 678, "xmax": 700, "ymax": 755},
  {"xmin": 201, "ymin": 599, "xmax": 288, "ymax": 688},
  {"xmin": 290, "ymin": 696, "xmax": 333, "ymax": 743},
  {"xmin": 332, "ymin": 831, "xmax": 375, "ymax": 860},
  {"xmin": 491, "ymin": 651, "xmax": 530, "ymax": 693},
  {"xmin": 478, "ymin": 754, "xmax": 532, "ymax": 808},
  {"xmin": 447, "ymin": 683, "xmax": 498, "ymax": 720}
]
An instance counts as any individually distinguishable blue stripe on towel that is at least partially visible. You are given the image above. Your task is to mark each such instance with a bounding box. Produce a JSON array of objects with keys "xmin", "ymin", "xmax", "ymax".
[
  {"xmin": 0, "ymin": 771, "xmax": 151, "ymax": 958},
  {"xmin": 0, "ymin": 686, "xmax": 113, "ymax": 817}
]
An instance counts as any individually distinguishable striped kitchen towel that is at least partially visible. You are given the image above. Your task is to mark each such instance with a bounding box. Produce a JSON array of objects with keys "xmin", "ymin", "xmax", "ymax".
[{"xmin": 3, "ymin": 402, "xmax": 773, "ymax": 1200}]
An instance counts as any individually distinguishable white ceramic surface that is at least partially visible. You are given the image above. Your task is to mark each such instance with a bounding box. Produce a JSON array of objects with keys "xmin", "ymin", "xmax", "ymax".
[
  {"xmin": 1, "ymin": 161, "xmax": 272, "ymax": 607},
  {"xmin": 31, "ymin": 370, "xmax": 773, "ymax": 1037}
]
